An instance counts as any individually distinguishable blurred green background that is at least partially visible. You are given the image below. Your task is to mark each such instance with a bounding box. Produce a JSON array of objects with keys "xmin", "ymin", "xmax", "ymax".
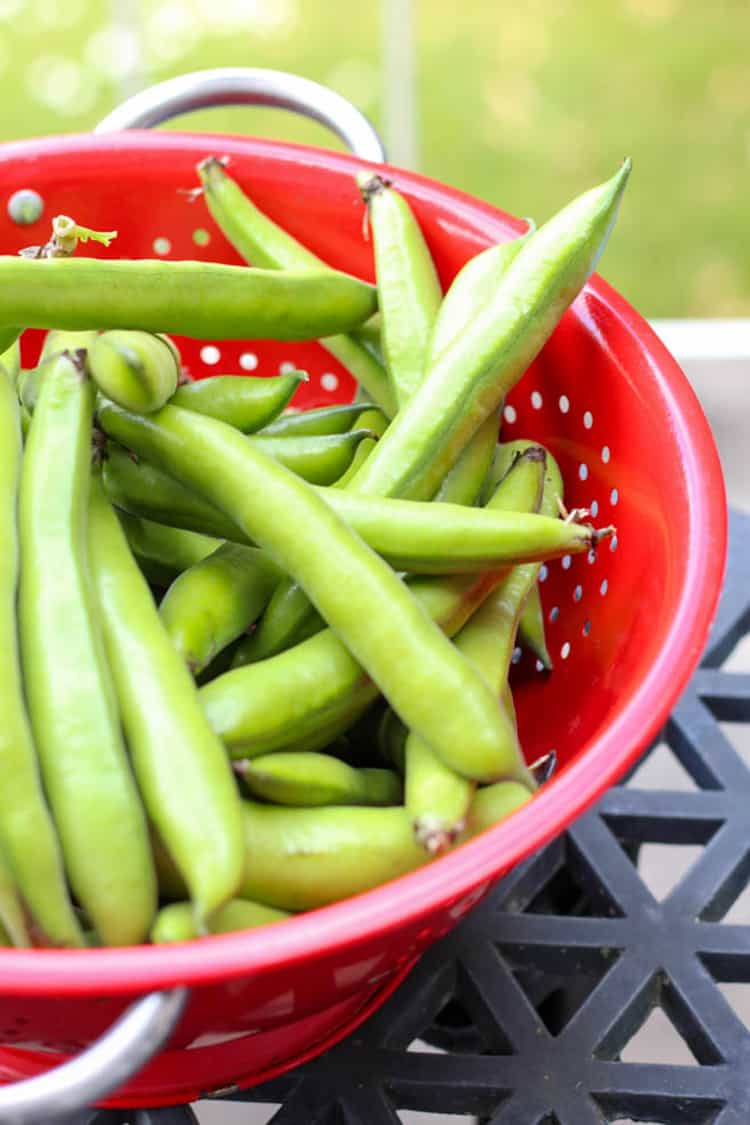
[{"xmin": 0, "ymin": 0, "xmax": 746, "ymax": 317}]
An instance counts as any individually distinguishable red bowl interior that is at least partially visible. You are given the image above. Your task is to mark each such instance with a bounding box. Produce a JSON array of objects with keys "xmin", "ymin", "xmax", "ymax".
[{"xmin": 0, "ymin": 131, "xmax": 727, "ymax": 1098}]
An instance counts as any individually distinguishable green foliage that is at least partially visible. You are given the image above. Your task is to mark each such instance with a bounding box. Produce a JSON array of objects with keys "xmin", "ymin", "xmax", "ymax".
[{"xmin": 0, "ymin": 0, "xmax": 746, "ymax": 316}]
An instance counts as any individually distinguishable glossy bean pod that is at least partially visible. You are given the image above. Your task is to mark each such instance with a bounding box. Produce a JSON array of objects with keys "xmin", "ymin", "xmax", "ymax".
[
  {"xmin": 0, "ymin": 255, "xmax": 377, "ymax": 341},
  {"xmin": 238, "ymin": 802, "xmax": 430, "ymax": 912},
  {"xmin": 160, "ymin": 542, "xmax": 282, "ymax": 674},
  {"xmin": 119, "ymin": 512, "xmax": 220, "ymax": 587},
  {"xmin": 98, "ymin": 400, "xmax": 530, "ymax": 784},
  {"xmin": 102, "ymin": 442, "xmax": 607, "ymax": 574},
  {"xmin": 197, "ymin": 157, "xmax": 395, "ymax": 414},
  {"xmin": 199, "ymin": 467, "xmax": 538, "ymax": 763},
  {"xmin": 151, "ymin": 898, "xmax": 290, "ymax": 942},
  {"xmin": 348, "ymin": 162, "xmax": 630, "ymax": 500},
  {"xmin": 236, "ymin": 751, "xmax": 402, "ymax": 807},
  {"xmin": 19, "ymin": 353, "xmax": 156, "ymax": 946},
  {"xmin": 248, "ymin": 428, "xmax": 379, "ymax": 486},
  {"xmin": 357, "ymin": 172, "xmax": 442, "ymax": 406},
  {"xmin": 0, "ymin": 365, "xmax": 83, "ymax": 948},
  {"xmin": 172, "ymin": 371, "xmax": 306, "ymax": 433},
  {"xmin": 87, "ymin": 471, "xmax": 245, "ymax": 924},
  {"xmin": 259, "ymin": 401, "xmax": 380, "ymax": 438},
  {"xmin": 88, "ymin": 330, "xmax": 179, "ymax": 414},
  {"xmin": 403, "ymin": 447, "xmax": 546, "ymax": 852}
]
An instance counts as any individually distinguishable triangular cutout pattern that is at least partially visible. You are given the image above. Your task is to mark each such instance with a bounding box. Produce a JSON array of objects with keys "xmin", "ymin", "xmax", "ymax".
[
  {"xmin": 635, "ymin": 842, "xmax": 706, "ymax": 903},
  {"xmin": 626, "ymin": 740, "xmax": 699, "ymax": 792},
  {"xmin": 418, "ymin": 993, "xmax": 509, "ymax": 1055},
  {"xmin": 500, "ymin": 948, "xmax": 621, "ymax": 1038},
  {"xmin": 619, "ymin": 1006, "xmax": 700, "ymax": 1066},
  {"xmin": 716, "ymin": 719, "xmax": 750, "ymax": 770},
  {"xmin": 720, "ymin": 631, "xmax": 750, "ymax": 672},
  {"xmin": 715, "ymin": 982, "xmax": 750, "ymax": 1032},
  {"xmin": 396, "ymin": 1111, "xmax": 476, "ymax": 1125},
  {"xmin": 523, "ymin": 835, "xmax": 624, "ymax": 919}
]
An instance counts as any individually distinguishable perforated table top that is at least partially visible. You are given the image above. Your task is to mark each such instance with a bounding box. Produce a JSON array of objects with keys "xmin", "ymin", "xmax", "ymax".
[{"xmin": 75, "ymin": 510, "xmax": 750, "ymax": 1125}]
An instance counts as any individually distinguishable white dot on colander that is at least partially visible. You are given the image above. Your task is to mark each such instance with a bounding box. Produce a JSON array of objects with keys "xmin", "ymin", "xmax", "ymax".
[
  {"xmin": 531, "ymin": 390, "xmax": 543, "ymax": 409},
  {"xmin": 321, "ymin": 373, "xmax": 339, "ymax": 392},
  {"xmin": 583, "ymin": 619, "xmax": 592, "ymax": 637},
  {"xmin": 539, "ymin": 564, "xmax": 548, "ymax": 582},
  {"xmin": 536, "ymin": 659, "xmax": 546, "ymax": 673},
  {"xmin": 610, "ymin": 487, "xmax": 619, "ymax": 506},
  {"xmin": 511, "ymin": 646, "xmax": 522, "ymax": 665},
  {"xmin": 579, "ymin": 463, "xmax": 589, "ymax": 481},
  {"xmin": 279, "ymin": 361, "xmax": 297, "ymax": 375},
  {"xmin": 602, "ymin": 445, "xmax": 611, "ymax": 463},
  {"xmin": 199, "ymin": 345, "xmax": 220, "ymax": 365},
  {"xmin": 590, "ymin": 499, "xmax": 599, "ymax": 517},
  {"xmin": 560, "ymin": 641, "xmax": 571, "ymax": 660},
  {"xmin": 558, "ymin": 394, "xmax": 570, "ymax": 414},
  {"xmin": 610, "ymin": 535, "xmax": 618, "ymax": 552},
  {"xmin": 152, "ymin": 236, "xmax": 171, "ymax": 255},
  {"xmin": 504, "ymin": 404, "xmax": 517, "ymax": 424},
  {"xmin": 600, "ymin": 578, "xmax": 609, "ymax": 596},
  {"xmin": 588, "ymin": 549, "xmax": 597, "ymax": 564},
  {"xmin": 549, "ymin": 606, "xmax": 559, "ymax": 623},
  {"xmin": 240, "ymin": 352, "xmax": 258, "ymax": 371},
  {"xmin": 574, "ymin": 585, "xmax": 583, "ymax": 601},
  {"xmin": 561, "ymin": 554, "xmax": 572, "ymax": 570},
  {"xmin": 583, "ymin": 410, "xmax": 593, "ymax": 429}
]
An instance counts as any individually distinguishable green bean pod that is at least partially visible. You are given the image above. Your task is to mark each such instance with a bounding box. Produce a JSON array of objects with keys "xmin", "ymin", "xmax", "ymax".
[
  {"xmin": 238, "ymin": 802, "xmax": 430, "ymax": 912},
  {"xmin": 426, "ymin": 231, "xmax": 533, "ymax": 366},
  {"xmin": 235, "ymin": 577, "xmax": 319, "ymax": 664},
  {"xmin": 237, "ymin": 752, "xmax": 402, "ymax": 808},
  {"xmin": 152, "ymin": 898, "xmax": 290, "ymax": 943},
  {"xmin": 103, "ymin": 444, "xmax": 240, "ymax": 541},
  {"xmin": 332, "ymin": 405, "xmax": 388, "ymax": 488},
  {"xmin": 228, "ymin": 604, "xmax": 326, "ymax": 670},
  {"xmin": 357, "ymin": 173, "xmax": 442, "ymax": 406},
  {"xmin": 518, "ymin": 583, "xmax": 553, "ymax": 670},
  {"xmin": 160, "ymin": 543, "xmax": 281, "ymax": 674},
  {"xmin": 199, "ymin": 466, "xmax": 537, "ymax": 762},
  {"xmin": 349, "ymin": 162, "xmax": 631, "ymax": 500},
  {"xmin": 403, "ymin": 448, "xmax": 546, "ymax": 853},
  {"xmin": 260, "ymin": 401, "xmax": 380, "ymax": 438},
  {"xmin": 248, "ymin": 428, "xmax": 379, "ymax": 486},
  {"xmin": 464, "ymin": 781, "xmax": 534, "ymax": 837},
  {"xmin": 87, "ymin": 472, "xmax": 245, "ymax": 924},
  {"xmin": 102, "ymin": 445, "xmax": 605, "ymax": 574},
  {"xmin": 0, "ymin": 338, "xmax": 20, "ymax": 381},
  {"xmin": 0, "ymin": 367, "xmax": 83, "ymax": 948},
  {"xmin": 120, "ymin": 512, "xmax": 220, "ymax": 586},
  {"xmin": 197, "ymin": 157, "xmax": 395, "ymax": 414},
  {"xmin": 172, "ymin": 371, "xmax": 307, "ymax": 433},
  {"xmin": 88, "ymin": 330, "xmax": 179, "ymax": 414},
  {"xmin": 0, "ymin": 847, "xmax": 30, "ymax": 948},
  {"xmin": 20, "ymin": 330, "xmax": 98, "ymax": 413},
  {"xmin": 19, "ymin": 353, "xmax": 156, "ymax": 946},
  {"xmin": 0, "ymin": 256, "xmax": 377, "ymax": 341},
  {"xmin": 432, "ymin": 412, "xmax": 499, "ymax": 505}
]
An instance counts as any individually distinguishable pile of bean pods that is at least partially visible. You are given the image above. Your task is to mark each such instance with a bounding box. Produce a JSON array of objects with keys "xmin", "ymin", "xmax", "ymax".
[{"xmin": 0, "ymin": 155, "xmax": 629, "ymax": 948}]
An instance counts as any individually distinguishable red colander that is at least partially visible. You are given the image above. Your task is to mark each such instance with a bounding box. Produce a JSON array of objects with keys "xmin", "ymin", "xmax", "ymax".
[{"xmin": 0, "ymin": 68, "xmax": 727, "ymax": 1118}]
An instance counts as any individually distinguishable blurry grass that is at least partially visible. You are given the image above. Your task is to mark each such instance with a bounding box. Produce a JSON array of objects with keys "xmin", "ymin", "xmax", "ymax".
[{"xmin": 0, "ymin": 0, "xmax": 747, "ymax": 316}]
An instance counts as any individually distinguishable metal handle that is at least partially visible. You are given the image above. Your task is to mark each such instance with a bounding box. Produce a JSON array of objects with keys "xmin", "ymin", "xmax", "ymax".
[
  {"xmin": 94, "ymin": 67, "xmax": 387, "ymax": 163},
  {"xmin": 0, "ymin": 988, "xmax": 186, "ymax": 1125}
]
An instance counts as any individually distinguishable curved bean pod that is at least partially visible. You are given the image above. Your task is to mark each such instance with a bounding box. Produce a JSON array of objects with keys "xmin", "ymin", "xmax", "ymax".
[
  {"xmin": 119, "ymin": 512, "xmax": 219, "ymax": 586},
  {"xmin": 260, "ymin": 401, "xmax": 380, "ymax": 438},
  {"xmin": 518, "ymin": 583, "xmax": 554, "ymax": 670},
  {"xmin": 0, "ymin": 256, "xmax": 377, "ymax": 341},
  {"xmin": 152, "ymin": 898, "xmax": 289, "ymax": 943},
  {"xmin": 239, "ymin": 802, "xmax": 430, "ymax": 912},
  {"xmin": 89, "ymin": 330, "xmax": 179, "ymax": 414},
  {"xmin": 248, "ymin": 428, "xmax": 379, "ymax": 486},
  {"xmin": 87, "ymin": 471, "xmax": 245, "ymax": 924},
  {"xmin": 0, "ymin": 368, "xmax": 83, "ymax": 948},
  {"xmin": 19, "ymin": 353, "xmax": 156, "ymax": 946},
  {"xmin": 160, "ymin": 542, "xmax": 281, "ymax": 674},
  {"xmin": 172, "ymin": 371, "xmax": 306, "ymax": 433},
  {"xmin": 348, "ymin": 162, "xmax": 631, "ymax": 500},
  {"xmin": 237, "ymin": 752, "xmax": 402, "ymax": 808},
  {"xmin": 197, "ymin": 157, "xmax": 395, "ymax": 414}
]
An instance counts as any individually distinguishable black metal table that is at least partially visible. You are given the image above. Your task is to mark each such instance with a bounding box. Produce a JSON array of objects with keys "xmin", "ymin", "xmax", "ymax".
[{"xmin": 78, "ymin": 509, "xmax": 750, "ymax": 1125}]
